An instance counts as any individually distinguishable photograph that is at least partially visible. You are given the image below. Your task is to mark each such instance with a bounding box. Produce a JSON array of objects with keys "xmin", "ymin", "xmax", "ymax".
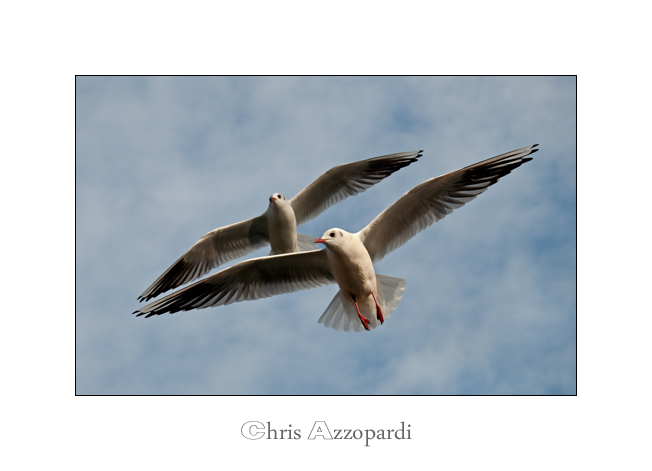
[
  {"xmin": 5, "ymin": 0, "xmax": 649, "ymax": 465},
  {"xmin": 76, "ymin": 76, "xmax": 576, "ymax": 396}
]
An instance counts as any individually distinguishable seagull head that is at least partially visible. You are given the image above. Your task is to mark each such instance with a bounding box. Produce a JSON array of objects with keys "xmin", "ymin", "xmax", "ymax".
[
  {"xmin": 268, "ymin": 193, "xmax": 287, "ymax": 205},
  {"xmin": 315, "ymin": 228, "xmax": 348, "ymax": 246}
]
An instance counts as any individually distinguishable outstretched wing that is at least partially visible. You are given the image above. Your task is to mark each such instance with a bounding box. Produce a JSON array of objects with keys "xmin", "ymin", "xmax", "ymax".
[
  {"xmin": 134, "ymin": 249, "xmax": 334, "ymax": 317},
  {"xmin": 138, "ymin": 215, "xmax": 269, "ymax": 302},
  {"xmin": 358, "ymin": 145, "xmax": 539, "ymax": 263},
  {"xmin": 290, "ymin": 151, "xmax": 422, "ymax": 225}
]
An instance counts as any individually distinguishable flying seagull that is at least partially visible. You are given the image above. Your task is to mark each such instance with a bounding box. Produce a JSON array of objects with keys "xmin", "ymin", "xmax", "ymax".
[
  {"xmin": 134, "ymin": 144, "xmax": 538, "ymax": 332},
  {"xmin": 138, "ymin": 151, "xmax": 422, "ymax": 302}
]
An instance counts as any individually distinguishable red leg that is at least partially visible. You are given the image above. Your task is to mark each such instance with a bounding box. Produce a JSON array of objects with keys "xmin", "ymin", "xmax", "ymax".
[
  {"xmin": 352, "ymin": 295, "xmax": 370, "ymax": 331},
  {"xmin": 371, "ymin": 292, "xmax": 384, "ymax": 324}
]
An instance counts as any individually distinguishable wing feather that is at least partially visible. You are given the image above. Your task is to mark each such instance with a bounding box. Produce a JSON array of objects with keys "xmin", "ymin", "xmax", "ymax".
[
  {"xmin": 138, "ymin": 215, "xmax": 269, "ymax": 301},
  {"xmin": 134, "ymin": 249, "xmax": 335, "ymax": 317},
  {"xmin": 290, "ymin": 151, "xmax": 422, "ymax": 225},
  {"xmin": 358, "ymin": 145, "xmax": 539, "ymax": 263}
]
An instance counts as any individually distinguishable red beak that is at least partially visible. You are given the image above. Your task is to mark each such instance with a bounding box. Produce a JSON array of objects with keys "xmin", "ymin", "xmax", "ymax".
[
  {"xmin": 271, "ymin": 197, "xmax": 277, "ymax": 201},
  {"xmin": 314, "ymin": 238, "xmax": 326, "ymax": 243}
]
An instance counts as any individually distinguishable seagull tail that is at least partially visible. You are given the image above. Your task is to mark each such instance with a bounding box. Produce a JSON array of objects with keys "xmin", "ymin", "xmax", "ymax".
[
  {"xmin": 318, "ymin": 274, "xmax": 407, "ymax": 332},
  {"xmin": 375, "ymin": 274, "xmax": 407, "ymax": 319}
]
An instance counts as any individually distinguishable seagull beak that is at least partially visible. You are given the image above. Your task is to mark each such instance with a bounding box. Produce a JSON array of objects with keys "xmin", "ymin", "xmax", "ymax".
[
  {"xmin": 314, "ymin": 238, "xmax": 326, "ymax": 243},
  {"xmin": 270, "ymin": 197, "xmax": 276, "ymax": 202}
]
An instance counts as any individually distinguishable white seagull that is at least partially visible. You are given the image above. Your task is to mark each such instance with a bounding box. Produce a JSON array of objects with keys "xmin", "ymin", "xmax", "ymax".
[
  {"xmin": 138, "ymin": 151, "xmax": 422, "ymax": 302},
  {"xmin": 134, "ymin": 144, "xmax": 538, "ymax": 332}
]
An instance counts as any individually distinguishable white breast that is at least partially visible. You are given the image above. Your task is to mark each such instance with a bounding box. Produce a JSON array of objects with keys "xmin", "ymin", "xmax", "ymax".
[
  {"xmin": 266, "ymin": 202, "xmax": 298, "ymax": 254},
  {"xmin": 326, "ymin": 234, "xmax": 376, "ymax": 297}
]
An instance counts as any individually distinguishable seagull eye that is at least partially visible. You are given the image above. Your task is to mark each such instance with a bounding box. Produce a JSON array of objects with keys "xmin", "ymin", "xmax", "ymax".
[{"xmin": 330, "ymin": 232, "xmax": 335, "ymax": 237}]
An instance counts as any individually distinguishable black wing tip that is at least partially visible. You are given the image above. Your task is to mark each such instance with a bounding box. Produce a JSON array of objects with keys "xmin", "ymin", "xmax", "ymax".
[
  {"xmin": 367, "ymin": 153, "xmax": 422, "ymax": 175},
  {"xmin": 136, "ymin": 258, "xmax": 200, "ymax": 303},
  {"xmin": 372, "ymin": 150, "xmax": 422, "ymax": 160},
  {"xmin": 391, "ymin": 151, "xmax": 420, "ymax": 169},
  {"xmin": 133, "ymin": 310, "xmax": 159, "ymax": 318}
]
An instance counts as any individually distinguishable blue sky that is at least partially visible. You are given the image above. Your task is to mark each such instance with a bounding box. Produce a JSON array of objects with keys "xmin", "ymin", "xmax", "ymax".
[{"xmin": 76, "ymin": 76, "xmax": 576, "ymax": 394}]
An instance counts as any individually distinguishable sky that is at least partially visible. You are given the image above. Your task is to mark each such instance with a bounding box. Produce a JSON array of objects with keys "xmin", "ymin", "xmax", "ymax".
[{"xmin": 76, "ymin": 76, "xmax": 576, "ymax": 395}]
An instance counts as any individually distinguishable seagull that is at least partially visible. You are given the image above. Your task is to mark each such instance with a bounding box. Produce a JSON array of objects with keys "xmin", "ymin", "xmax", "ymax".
[
  {"xmin": 138, "ymin": 151, "xmax": 422, "ymax": 302},
  {"xmin": 134, "ymin": 144, "xmax": 538, "ymax": 332}
]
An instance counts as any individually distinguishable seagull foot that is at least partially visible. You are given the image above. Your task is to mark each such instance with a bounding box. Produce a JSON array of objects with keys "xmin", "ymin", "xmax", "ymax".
[
  {"xmin": 352, "ymin": 295, "xmax": 371, "ymax": 331},
  {"xmin": 358, "ymin": 312, "xmax": 371, "ymax": 331},
  {"xmin": 371, "ymin": 292, "xmax": 384, "ymax": 324}
]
